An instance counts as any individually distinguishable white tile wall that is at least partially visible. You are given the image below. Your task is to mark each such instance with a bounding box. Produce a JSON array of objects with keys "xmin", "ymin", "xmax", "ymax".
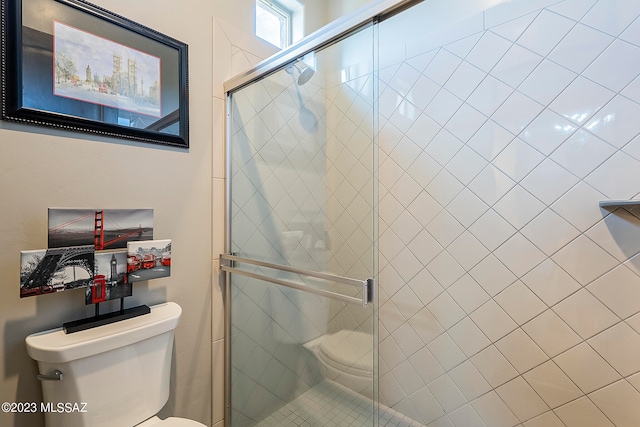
[{"xmin": 377, "ymin": 0, "xmax": 640, "ymax": 425}]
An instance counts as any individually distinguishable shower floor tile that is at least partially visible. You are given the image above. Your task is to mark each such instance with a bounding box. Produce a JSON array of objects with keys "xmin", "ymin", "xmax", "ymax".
[{"xmin": 254, "ymin": 380, "xmax": 425, "ymax": 427}]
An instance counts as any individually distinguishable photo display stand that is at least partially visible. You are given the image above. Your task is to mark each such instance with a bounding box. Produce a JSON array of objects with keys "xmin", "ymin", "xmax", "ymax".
[
  {"xmin": 63, "ymin": 298, "xmax": 150, "ymax": 333},
  {"xmin": 20, "ymin": 208, "xmax": 171, "ymax": 334}
]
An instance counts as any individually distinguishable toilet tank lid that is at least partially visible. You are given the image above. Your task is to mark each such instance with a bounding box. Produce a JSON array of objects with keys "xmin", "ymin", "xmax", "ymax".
[{"xmin": 25, "ymin": 302, "xmax": 182, "ymax": 364}]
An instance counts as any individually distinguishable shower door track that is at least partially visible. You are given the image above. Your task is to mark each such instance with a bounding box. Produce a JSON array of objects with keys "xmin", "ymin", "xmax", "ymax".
[
  {"xmin": 223, "ymin": 0, "xmax": 423, "ymax": 94},
  {"xmin": 220, "ymin": 254, "xmax": 374, "ymax": 307}
]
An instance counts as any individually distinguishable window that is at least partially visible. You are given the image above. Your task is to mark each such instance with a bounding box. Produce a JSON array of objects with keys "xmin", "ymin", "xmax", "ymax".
[{"xmin": 256, "ymin": 0, "xmax": 291, "ymax": 49}]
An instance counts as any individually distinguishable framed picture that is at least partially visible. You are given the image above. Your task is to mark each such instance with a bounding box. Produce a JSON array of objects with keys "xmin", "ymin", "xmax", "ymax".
[
  {"xmin": 20, "ymin": 245, "xmax": 94, "ymax": 298},
  {"xmin": 86, "ymin": 250, "xmax": 130, "ymax": 304},
  {"xmin": 127, "ymin": 239, "xmax": 171, "ymax": 283},
  {"xmin": 48, "ymin": 208, "xmax": 154, "ymax": 249},
  {"xmin": 1, "ymin": 0, "xmax": 189, "ymax": 148}
]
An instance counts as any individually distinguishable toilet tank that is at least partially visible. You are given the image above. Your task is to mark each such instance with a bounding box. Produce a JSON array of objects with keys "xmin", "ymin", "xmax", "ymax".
[{"xmin": 25, "ymin": 302, "xmax": 182, "ymax": 427}]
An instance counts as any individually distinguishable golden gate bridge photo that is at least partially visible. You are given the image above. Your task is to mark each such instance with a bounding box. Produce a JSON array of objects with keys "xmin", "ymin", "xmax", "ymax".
[{"xmin": 48, "ymin": 208, "xmax": 153, "ymax": 250}]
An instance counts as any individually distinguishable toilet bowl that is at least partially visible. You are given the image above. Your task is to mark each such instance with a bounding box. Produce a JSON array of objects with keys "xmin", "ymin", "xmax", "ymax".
[
  {"xmin": 304, "ymin": 329, "xmax": 373, "ymax": 398},
  {"xmin": 266, "ymin": 274, "xmax": 373, "ymax": 398},
  {"xmin": 25, "ymin": 302, "xmax": 206, "ymax": 427}
]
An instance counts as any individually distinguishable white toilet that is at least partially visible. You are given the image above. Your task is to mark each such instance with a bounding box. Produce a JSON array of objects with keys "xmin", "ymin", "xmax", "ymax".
[
  {"xmin": 25, "ymin": 302, "xmax": 206, "ymax": 427},
  {"xmin": 269, "ymin": 282, "xmax": 373, "ymax": 398},
  {"xmin": 304, "ymin": 329, "xmax": 373, "ymax": 398}
]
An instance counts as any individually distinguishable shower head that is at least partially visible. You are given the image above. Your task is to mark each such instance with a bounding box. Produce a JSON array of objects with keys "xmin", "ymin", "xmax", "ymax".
[
  {"xmin": 297, "ymin": 64, "xmax": 315, "ymax": 85},
  {"xmin": 286, "ymin": 61, "xmax": 315, "ymax": 86}
]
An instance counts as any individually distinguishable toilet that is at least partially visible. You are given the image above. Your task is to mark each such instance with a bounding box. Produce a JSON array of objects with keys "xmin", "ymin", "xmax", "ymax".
[
  {"xmin": 268, "ymin": 279, "xmax": 373, "ymax": 397},
  {"xmin": 25, "ymin": 302, "xmax": 206, "ymax": 427},
  {"xmin": 304, "ymin": 329, "xmax": 373, "ymax": 399}
]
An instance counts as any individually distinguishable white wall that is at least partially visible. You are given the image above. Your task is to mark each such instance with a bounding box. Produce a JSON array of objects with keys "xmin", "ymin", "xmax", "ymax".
[
  {"xmin": 211, "ymin": 0, "xmax": 331, "ymax": 50},
  {"xmin": 326, "ymin": 0, "xmax": 378, "ymax": 22},
  {"xmin": 0, "ymin": 0, "xmax": 214, "ymax": 425}
]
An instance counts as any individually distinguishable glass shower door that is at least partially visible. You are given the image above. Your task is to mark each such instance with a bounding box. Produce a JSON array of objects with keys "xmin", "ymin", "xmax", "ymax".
[{"xmin": 224, "ymin": 24, "xmax": 377, "ymax": 427}]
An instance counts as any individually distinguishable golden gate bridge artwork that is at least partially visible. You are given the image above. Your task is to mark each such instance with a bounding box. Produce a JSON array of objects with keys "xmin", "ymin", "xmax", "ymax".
[
  {"xmin": 48, "ymin": 208, "xmax": 153, "ymax": 250},
  {"xmin": 17, "ymin": 208, "xmax": 151, "ymax": 301},
  {"xmin": 20, "ymin": 208, "xmax": 170, "ymax": 333}
]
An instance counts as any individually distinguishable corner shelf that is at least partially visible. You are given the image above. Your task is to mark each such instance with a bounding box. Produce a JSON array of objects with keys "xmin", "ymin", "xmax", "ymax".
[{"xmin": 599, "ymin": 200, "xmax": 640, "ymax": 213}]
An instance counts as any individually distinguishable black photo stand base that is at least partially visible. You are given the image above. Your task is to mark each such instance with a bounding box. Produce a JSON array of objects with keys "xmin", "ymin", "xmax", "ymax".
[{"xmin": 63, "ymin": 298, "xmax": 150, "ymax": 334}]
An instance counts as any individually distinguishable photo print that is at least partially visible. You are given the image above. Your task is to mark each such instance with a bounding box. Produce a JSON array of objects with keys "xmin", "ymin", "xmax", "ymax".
[
  {"xmin": 85, "ymin": 250, "xmax": 131, "ymax": 304},
  {"xmin": 20, "ymin": 246, "xmax": 95, "ymax": 298},
  {"xmin": 127, "ymin": 239, "xmax": 171, "ymax": 283},
  {"xmin": 2, "ymin": 0, "xmax": 189, "ymax": 147},
  {"xmin": 53, "ymin": 22, "xmax": 162, "ymax": 118},
  {"xmin": 48, "ymin": 208, "xmax": 153, "ymax": 249}
]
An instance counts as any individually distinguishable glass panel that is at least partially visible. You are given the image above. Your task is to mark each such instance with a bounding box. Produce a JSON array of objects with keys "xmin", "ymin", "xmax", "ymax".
[
  {"xmin": 229, "ymin": 276, "xmax": 375, "ymax": 427},
  {"xmin": 377, "ymin": 0, "xmax": 640, "ymax": 426},
  {"xmin": 228, "ymin": 24, "xmax": 376, "ymax": 427}
]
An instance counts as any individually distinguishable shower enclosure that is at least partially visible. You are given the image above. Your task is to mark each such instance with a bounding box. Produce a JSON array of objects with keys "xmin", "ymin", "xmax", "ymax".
[
  {"xmin": 224, "ymin": 0, "xmax": 640, "ymax": 426},
  {"xmin": 223, "ymin": 17, "xmax": 379, "ymax": 427}
]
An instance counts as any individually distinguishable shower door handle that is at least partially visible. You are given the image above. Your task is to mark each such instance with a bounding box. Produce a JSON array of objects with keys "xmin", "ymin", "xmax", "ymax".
[{"xmin": 220, "ymin": 254, "xmax": 373, "ymax": 307}]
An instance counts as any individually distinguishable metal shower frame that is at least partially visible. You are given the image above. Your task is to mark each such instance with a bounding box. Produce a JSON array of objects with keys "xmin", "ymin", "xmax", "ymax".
[{"xmin": 222, "ymin": 1, "xmax": 422, "ymax": 425}]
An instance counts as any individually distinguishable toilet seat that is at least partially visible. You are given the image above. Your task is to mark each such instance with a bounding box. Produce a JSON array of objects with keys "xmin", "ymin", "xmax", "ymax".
[{"xmin": 137, "ymin": 416, "xmax": 207, "ymax": 427}]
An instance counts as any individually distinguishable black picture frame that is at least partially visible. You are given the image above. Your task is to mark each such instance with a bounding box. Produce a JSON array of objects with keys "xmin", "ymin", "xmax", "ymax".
[{"xmin": 1, "ymin": 0, "xmax": 189, "ymax": 148}]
